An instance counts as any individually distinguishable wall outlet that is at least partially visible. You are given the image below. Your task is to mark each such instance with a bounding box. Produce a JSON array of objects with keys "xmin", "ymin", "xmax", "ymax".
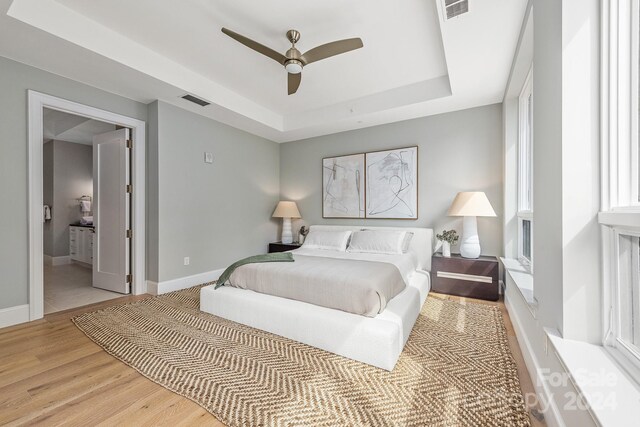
[
  {"xmin": 204, "ymin": 152, "xmax": 214, "ymax": 164},
  {"xmin": 184, "ymin": 257, "xmax": 190, "ymax": 266}
]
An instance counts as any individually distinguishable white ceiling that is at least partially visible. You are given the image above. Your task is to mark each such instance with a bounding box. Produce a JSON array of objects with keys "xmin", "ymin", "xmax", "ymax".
[
  {"xmin": 55, "ymin": 0, "xmax": 449, "ymax": 116},
  {"xmin": 1, "ymin": 0, "xmax": 527, "ymax": 142},
  {"xmin": 43, "ymin": 108, "xmax": 116, "ymax": 145}
]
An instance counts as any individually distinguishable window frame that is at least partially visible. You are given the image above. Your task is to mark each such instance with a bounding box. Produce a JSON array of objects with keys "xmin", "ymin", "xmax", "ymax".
[
  {"xmin": 601, "ymin": 0, "xmax": 640, "ymax": 382},
  {"xmin": 605, "ymin": 227, "xmax": 640, "ymax": 377},
  {"xmin": 614, "ymin": 230, "xmax": 640, "ymax": 353},
  {"xmin": 517, "ymin": 68, "xmax": 534, "ymax": 270}
]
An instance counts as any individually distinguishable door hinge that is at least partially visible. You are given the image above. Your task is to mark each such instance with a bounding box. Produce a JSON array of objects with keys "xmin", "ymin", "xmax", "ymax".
[
  {"xmin": 126, "ymin": 229, "xmax": 132, "ymax": 238},
  {"xmin": 126, "ymin": 274, "xmax": 132, "ymax": 284},
  {"xmin": 126, "ymin": 139, "xmax": 133, "ymax": 149},
  {"xmin": 126, "ymin": 184, "xmax": 132, "ymax": 194}
]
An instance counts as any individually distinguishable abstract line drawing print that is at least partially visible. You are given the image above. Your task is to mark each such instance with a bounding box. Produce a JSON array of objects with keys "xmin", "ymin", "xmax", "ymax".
[
  {"xmin": 322, "ymin": 154, "xmax": 365, "ymax": 218},
  {"xmin": 366, "ymin": 147, "xmax": 418, "ymax": 219}
]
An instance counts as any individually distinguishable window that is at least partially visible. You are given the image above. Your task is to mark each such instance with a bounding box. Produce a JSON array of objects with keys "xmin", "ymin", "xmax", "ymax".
[
  {"xmin": 605, "ymin": 230, "xmax": 640, "ymax": 375},
  {"xmin": 601, "ymin": 0, "xmax": 640, "ymax": 379},
  {"xmin": 617, "ymin": 234, "xmax": 640, "ymax": 355},
  {"xmin": 518, "ymin": 69, "xmax": 533, "ymax": 269}
]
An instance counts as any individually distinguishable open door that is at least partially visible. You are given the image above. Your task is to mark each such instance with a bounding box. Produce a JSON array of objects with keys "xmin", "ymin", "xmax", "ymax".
[{"xmin": 93, "ymin": 128, "xmax": 131, "ymax": 293}]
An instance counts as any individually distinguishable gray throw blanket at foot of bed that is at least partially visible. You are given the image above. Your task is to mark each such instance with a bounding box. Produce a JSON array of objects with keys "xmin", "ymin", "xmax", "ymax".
[{"xmin": 215, "ymin": 252, "xmax": 294, "ymax": 289}]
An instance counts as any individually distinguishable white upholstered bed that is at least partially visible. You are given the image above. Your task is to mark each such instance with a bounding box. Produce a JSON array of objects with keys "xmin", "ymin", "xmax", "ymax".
[{"xmin": 200, "ymin": 225, "xmax": 433, "ymax": 371}]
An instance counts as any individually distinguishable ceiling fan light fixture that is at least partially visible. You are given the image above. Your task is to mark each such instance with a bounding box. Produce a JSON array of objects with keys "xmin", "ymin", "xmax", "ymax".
[
  {"xmin": 221, "ymin": 27, "xmax": 363, "ymax": 95},
  {"xmin": 285, "ymin": 60, "xmax": 303, "ymax": 74}
]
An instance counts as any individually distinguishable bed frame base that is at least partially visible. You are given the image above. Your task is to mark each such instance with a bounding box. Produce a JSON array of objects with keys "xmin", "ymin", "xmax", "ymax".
[{"xmin": 200, "ymin": 271, "xmax": 430, "ymax": 371}]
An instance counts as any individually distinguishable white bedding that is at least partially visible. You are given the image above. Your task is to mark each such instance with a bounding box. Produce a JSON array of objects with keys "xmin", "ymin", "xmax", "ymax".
[
  {"xmin": 227, "ymin": 249, "xmax": 412, "ymax": 317},
  {"xmin": 291, "ymin": 247, "xmax": 418, "ymax": 285}
]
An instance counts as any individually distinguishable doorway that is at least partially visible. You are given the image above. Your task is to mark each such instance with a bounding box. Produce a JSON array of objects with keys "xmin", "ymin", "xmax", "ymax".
[
  {"xmin": 42, "ymin": 109, "xmax": 132, "ymax": 313},
  {"xmin": 28, "ymin": 91, "xmax": 146, "ymax": 321}
]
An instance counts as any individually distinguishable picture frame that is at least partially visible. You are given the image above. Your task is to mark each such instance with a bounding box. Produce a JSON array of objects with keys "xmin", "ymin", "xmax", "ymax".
[
  {"xmin": 322, "ymin": 153, "xmax": 366, "ymax": 218},
  {"xmin": 365, "ymin": 146, "xmax": 418, "ymax": 219}
]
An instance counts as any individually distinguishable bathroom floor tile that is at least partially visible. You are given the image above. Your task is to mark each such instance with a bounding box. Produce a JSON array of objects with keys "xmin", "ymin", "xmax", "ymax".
[{"xmin": 44, "ymin": 263, "xmax": 122, "ymax": 314}]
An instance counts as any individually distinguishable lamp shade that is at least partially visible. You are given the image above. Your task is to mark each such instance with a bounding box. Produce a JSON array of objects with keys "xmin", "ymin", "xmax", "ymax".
[
  {"xmin": 448, "ymin": 192, "xmax": 496, "ymax": 217},
  {"xmin": 272, "ymin": 201, "xmax": 301, "ymax": 218}
]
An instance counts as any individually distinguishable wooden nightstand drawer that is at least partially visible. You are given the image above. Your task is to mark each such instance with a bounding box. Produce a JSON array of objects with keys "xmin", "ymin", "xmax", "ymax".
[{"xmin": 431, "ymin": 254, "xmax": 499, "ymax": 301}]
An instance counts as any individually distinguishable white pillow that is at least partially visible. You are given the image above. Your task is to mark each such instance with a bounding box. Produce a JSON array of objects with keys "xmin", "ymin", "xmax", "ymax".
[
  {"xmin": 347, "ymin": 230, "xmax": 407, "ymax": 255},
  {"xmin": 302, "ymin": 230, "xmax": 352, "ymax": 251}
]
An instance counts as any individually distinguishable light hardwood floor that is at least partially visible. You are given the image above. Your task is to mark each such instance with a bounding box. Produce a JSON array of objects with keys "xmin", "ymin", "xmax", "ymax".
[
  {"xmin": 430, "ymin": 292, "xmax": 546, "ymax": 427},
  {"xmin": 0, "ymin": 292, "xmax": 545, "ymax": 426}
]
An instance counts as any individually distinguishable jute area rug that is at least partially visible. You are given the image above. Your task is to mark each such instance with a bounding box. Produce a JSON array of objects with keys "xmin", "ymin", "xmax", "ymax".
[{"xmin": 73, "ymin": 286, "xmax": 531, "ymax": 427}]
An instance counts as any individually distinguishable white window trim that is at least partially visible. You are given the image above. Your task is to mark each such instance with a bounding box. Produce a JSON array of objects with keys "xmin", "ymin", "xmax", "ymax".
[
  {"xmin": 604, "ymin": 228, "xmax": 640, "ymax": 379},
  {"xmin": 615, "ymin": 230, "xmax": 640, "ymax": 352},
  {"xmin": 602, "ymin": 0, "xmax": 640, "ymax": 212},
  {"xmin": 516, "ymin": 213, "xmax": 533, "ymax": 268},
  {"xmin": 601, "ymin": 0, "xmax": 640, "ymax": 383},
  {"xmin": 517, "ymin": 67, "xmax": 533, "ymax": 270}
]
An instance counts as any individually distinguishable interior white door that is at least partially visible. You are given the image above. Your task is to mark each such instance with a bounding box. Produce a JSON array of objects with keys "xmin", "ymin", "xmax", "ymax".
[{"xmin": 93, "ymin": 128, "xmax": 130, "ymax": 293}]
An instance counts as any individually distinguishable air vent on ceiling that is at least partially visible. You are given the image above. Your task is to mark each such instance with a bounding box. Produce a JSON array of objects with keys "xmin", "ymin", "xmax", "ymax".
[
  {"xmin": 444, "ymin": 0, "xmax": 469, "ymax": 20},
  {"xmin": 181, "ymin": 94, "xmax": 210, "ymax": 107}
]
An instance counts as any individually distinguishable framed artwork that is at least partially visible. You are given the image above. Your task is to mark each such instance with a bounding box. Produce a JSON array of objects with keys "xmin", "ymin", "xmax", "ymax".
[
  {"xmin": 365, "ymin": 146, "xmax": 418, "ymax": 219},
  {"xmin": 322, "ymin": 153, "xmax": 365, "ymax": 218}
]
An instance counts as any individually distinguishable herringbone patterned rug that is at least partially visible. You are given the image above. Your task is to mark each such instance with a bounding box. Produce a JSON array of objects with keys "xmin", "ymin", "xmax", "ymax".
[{"xmin": 73, "ymin": 286, "xmax": 531, "ymax": 427}]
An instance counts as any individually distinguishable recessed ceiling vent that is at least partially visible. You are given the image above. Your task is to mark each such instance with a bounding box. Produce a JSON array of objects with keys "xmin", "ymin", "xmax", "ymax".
[
  {"xmin": 181, "ymin": 94, "xmax": 210, "ymax": 107},
  {"xmin": 444, "ymin": 0, "xmax": 469, "ymax": 20}
]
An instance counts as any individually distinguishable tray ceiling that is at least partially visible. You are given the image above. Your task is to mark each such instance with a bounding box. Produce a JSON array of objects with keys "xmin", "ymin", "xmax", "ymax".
[{"xmin": 1, "ymin": 0, "xmax": 528, "ymax": 142}]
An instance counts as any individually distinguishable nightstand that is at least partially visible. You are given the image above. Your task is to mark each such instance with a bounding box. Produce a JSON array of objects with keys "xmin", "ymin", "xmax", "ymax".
[
  {"xmin": 430, "ymin": 253, "xmax": 499, "ymax": 301},
  {"xmin": 268, "ymin": 242, "xmax": 302, "ymax": 253}
]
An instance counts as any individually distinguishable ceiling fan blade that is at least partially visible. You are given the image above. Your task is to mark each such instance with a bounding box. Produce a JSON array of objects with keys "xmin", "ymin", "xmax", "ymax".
[
  {"xmin": 288, "ymin": 72, "xmax": 302, "ymax": 95},
  {"xmin": 301, "ymin": 38, "xmax": 363, "ymax": 65},
  {"xmin": 221, "ymin": 28, "xmax": 286, "ymax": 65}
]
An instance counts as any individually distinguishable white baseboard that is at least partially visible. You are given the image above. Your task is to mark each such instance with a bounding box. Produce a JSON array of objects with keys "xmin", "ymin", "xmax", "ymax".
[
  {"xmin": 0, "ymin": 304, "xmax": 30, "ymax": 329},
  {"xmin": 146, "ymin": 280, "xmax": 159, "ymax": 296},
  {"xmin": 147, "ymin": 268, "xmax": 223, "ymax": 296},
  {"xmin": 44, "ymin": 255, "xmax": 71, "ymax": 266},
  {"xmin": 71, "ymin": 260, "xmax": 92, "ymax": 269},
  {"xmin": 505, "ymin": 293, "xmax": 565, "ymax": 427}
]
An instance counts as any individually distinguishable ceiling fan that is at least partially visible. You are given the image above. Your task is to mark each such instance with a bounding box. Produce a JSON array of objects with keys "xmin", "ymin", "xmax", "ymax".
[{"xmin": 221, "ymin": 28, "xmax": 363, "ymax": 95}]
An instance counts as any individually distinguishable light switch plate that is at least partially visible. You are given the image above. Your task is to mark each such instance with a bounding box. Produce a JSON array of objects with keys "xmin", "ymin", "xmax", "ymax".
[{"xmin": 204, "ymin": 152, "xmax": 214, "ymax": 164}]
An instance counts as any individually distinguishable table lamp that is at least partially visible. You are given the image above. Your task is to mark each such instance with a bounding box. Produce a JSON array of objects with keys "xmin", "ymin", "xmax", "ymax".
[
  {"xmin": 272, "ymin": 201, "xmax": 301, "ymax": 244},
  {"xmin": 447, "ymin": 192, "xmax": 496, "ymax": 258}
]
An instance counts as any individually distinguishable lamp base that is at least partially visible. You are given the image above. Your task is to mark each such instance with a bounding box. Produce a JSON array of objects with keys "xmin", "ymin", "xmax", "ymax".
[
  {"xmin": 459, "ymin": 216, "xmax": 481, "ymax": 258},
  {"xmin": 281, "ymin": 217, "xmax": 293, "ymax": 244}
]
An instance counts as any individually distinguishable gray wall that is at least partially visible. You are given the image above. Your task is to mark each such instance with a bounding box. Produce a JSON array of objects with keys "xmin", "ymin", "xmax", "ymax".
[
  {"xmin": 43, "ymin": 141, "xmax": 54, "ymax": 257},
  {"xmin": 148, "ymin": 101, "xmax": 280, "ymax": 282},
  {"xmin": 280, "ymin": 104, "xmax": 504, "ymax": 256},
  {"xmin": 0, "ymin": 52, "xmax": 502, "ymax": 312},
  {"xmin": 500, "ymin": 2, "xmax": 602, "ymax": 425},
  {"xmin": 43, "ymin": 140, "xmax": 93, "ymax": 257},
  {"xmin": 147, "ymin": 101, "xmax": 159, "ymax": 282},
  {"xmin": 532, "ymin": 0, "xmax": 601, "ymax": 343},
  {"xmin": 0, "ymin": 55, "xmax": 147, "ymax": 310},
  {"xmin": 533, "ymin": 0, "xmax": 564, "ymax": 334}
]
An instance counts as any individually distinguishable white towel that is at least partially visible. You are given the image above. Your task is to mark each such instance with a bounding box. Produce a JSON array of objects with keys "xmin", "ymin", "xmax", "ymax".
[
  {"xmin": 43, "ymin": 205, "xmax": 51, "ymax": 221},
  {"xmin": 80, "ymin": 216, "xmax": 93, "ymax": 225},
  {"xmin": 80, "ymin": 200, "xmax": 91, "ymax": 213}
]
